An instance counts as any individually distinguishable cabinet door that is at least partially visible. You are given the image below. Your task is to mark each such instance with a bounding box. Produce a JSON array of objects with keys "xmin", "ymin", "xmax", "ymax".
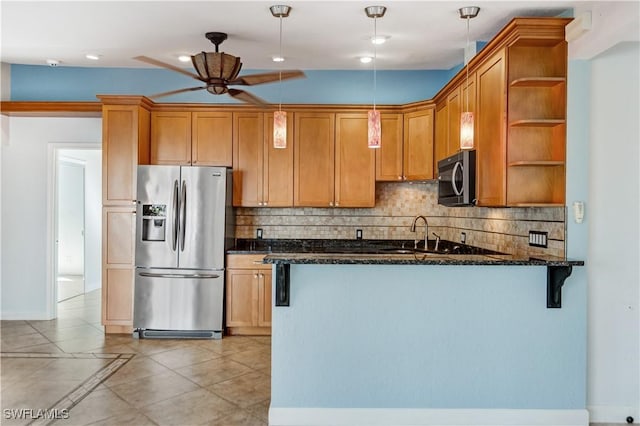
[
  {"xmin": 151, "ymin": 111, "xmax": 192, "ymax": 165},
  {"xmin": 232, "ymin": 112, "xmax": 264, "ymax": 207},
  {"xmin": 403, "ymin": 108, "xmax": 434, "ymax": 180},
  {"xmin": 294, "ymin": 113, "xmax": 335, "ymax": 207},
  {"xmin": 192, "ymin": 112, "xmax": 233, "ymax": 166},
  {"xmin": 375, "ymin": 113, "xmax": 404, "ymax": 181},
  {"xmin": 476, "ymin": 50, "xmax": 507, "ymax": 206},
  {"xmin": 102, "ymin": 105, "xmax": 142, "ymax": 206},
  {"xmin": 226, "ymin": 269, "xmax": 258, "ymax": 327},
  {"xmin": 446, "ymin": 88, "xmax": 461, "ymax": 157},
  {"xmin": 434, "ymin": 101, "xmax": 449, "ymax": 168},
  {"xmin": 102, "ymin": 207, "xmax": 135, "ymax": 326},
  {"xmin": 257, "ymin": 271, "xmax": 272, "ymax": 327},
  {"xmin": 264, "ymin": 112, "xmax": 294, "ymax": 207},
  {"xmin": 335, "ymin": 113, "xmax": 375, "ymax": 207}
]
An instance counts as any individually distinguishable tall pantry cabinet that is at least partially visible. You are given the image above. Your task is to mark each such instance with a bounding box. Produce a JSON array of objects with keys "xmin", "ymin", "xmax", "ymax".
[{"xmin": 98, "ymin": 95, "xmax": 151, "ymax": 334}]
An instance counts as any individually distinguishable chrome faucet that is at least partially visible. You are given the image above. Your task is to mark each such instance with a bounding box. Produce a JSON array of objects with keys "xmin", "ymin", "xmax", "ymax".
[{"xmin": 410, "ymin": 215, "xmax": 428, "ymax": 250}]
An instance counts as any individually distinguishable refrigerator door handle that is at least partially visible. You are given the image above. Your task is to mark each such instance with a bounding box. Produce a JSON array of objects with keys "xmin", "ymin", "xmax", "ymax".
[
  {"xmin": 138, "ymin": 272, "xmax": 220, "ymax": 279},
  {"xmin": 172, "ymin": 179, "xmax": 179, "ymax": 251},
  {"xmin": 180, "ymin": 180, "xmax": 187, "ymax": 252}
]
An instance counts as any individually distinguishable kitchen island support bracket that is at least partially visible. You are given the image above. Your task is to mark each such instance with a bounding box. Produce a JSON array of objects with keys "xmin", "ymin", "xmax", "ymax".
[
  {"xmin": 275, "ymin": 263, "xmax": 290, "ymax": 306},
  {"xmin": 547, "ymin": 265, "xmax": 573, "ymax": 308}
]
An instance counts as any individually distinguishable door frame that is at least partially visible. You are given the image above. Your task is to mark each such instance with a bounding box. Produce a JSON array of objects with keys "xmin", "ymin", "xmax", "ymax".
[{"xmin": 46, "ymin": 143, "xmax": 101, "ymax": 319}]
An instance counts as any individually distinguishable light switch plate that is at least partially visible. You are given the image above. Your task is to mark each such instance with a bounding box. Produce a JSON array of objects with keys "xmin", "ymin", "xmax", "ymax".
[
  {"xmin": 256, "ymin": 228, "xmax": 263, "ymax": 239},
  {"xmin": 356, "ymin": 229, "xmax": 363, "ymax": 240},
  {"xmin": 461, "ymin": 232, "xmax": 466, "ymax": 244}
]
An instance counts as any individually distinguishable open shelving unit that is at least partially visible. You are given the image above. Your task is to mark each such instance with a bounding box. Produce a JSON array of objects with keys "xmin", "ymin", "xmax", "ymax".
[{"xmin": 506, "ymin": 40, "xmax": 567, "ymax": 206}]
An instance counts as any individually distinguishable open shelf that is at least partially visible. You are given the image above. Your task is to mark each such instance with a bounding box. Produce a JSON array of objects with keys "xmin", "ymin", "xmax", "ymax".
[
  {"xmin": 510, "ymin": 119, "xmax": 565, "ymax": 127},
  {"xmin": 510, "ymin": 77, "xmax": 566, "ymax": 87}
]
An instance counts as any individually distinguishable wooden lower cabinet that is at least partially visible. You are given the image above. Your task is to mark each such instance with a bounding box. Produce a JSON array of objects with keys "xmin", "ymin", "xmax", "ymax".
[
  {"xmin": 102, "ymin": 206, "xmax": 135, "ymax": 333},
  {"xmin": 225, "ymin": 255, "xmax": 272, "ymax": 335}
]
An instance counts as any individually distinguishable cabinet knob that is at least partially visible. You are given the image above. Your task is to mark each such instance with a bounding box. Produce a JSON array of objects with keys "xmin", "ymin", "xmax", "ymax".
[
  {"xmin": 192, "ymin": 161, "xmax": 197, "ymax": 164},
  {"xmin": 398, "ymin": 176, "xmax": 402, "ymax": 180},
  {"xmin": 335, "ymin": 202, "xmax": 340, "ymax": 207},
  {"xmin": 263, "ymin": 201, "xmax": 268, "ymax": 206},
  {"xmin": 402, "ymin": 176, "xmax": 407, "ymax": 180},
  {"xmin": 329, "ymin": 202, "xmax": 334, "ymax": 206},
  {"xmin": 258, "ymin": 202, "xmax": 263, "ymax": 206},
  {"xmin": 254, "ymin": 274, "xmax": 259, "ymax": 278}
]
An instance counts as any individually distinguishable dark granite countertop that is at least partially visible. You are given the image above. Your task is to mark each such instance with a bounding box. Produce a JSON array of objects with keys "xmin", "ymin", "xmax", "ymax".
[{"xmin": 228, "ymin": 238, "xmax": 584, "ymax": 267}]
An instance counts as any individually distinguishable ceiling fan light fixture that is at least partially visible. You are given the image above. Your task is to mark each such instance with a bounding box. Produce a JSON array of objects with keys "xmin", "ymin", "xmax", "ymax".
[{"xmin": 192, "ymin": 51, "xmax": 242, "ymax": 81}]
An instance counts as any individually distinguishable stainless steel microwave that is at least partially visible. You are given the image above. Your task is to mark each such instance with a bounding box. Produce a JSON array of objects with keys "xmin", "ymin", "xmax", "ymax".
[{"xmin": 437, "ymin": 150, "xmax": 476, "ymax": 206}]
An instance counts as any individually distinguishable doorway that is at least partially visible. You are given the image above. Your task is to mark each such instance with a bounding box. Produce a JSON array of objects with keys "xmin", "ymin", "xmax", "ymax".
[
  {"xmin": 57, "ymin": 158, "xmax": 85, "ymax": 301},
  {"xmin": 51, "ymin": 146, "xmax": 102, "ymax": 317}
]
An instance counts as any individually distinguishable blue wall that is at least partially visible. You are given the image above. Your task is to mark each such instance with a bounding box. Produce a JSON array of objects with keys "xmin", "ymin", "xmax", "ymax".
[
  {"xmin": 272, "ymin": 264, "xmax": 586, "ymax": 409},
  {"xmin": 12, "ymin": 64, "xmax": 454, "ymax": 104}
]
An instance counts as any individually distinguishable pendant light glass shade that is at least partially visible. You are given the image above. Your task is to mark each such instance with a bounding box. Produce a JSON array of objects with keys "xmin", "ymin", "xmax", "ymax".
[
  {"xmin": 460, "ymin": 111, "xmax": 474, "ymax": 149},
  {"xmin": 368, "ymin": 110, "xmax": 381, "ymax": 149},
  {"xmin": 273, "ymin": 110, "xmax": 287, "ymax": 149}
]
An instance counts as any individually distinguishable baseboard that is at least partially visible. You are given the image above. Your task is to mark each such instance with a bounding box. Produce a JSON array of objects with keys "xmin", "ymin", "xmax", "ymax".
[
  {"xmin": 588, "ymin": 404, "xmax": 638, "ymax": 423},
  {"xmin": 0, "ymin": 311, "xmax": 52, "ymax": 320},
  {"xmin": 269, "ymin": 408, "xmax": 590, "ymax": 426}
]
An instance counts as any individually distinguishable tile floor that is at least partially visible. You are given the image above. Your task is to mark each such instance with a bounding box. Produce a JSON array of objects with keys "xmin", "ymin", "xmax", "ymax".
[{"xmin": 1, "ymin": 290, "xmax": 270, "ymax": 425}]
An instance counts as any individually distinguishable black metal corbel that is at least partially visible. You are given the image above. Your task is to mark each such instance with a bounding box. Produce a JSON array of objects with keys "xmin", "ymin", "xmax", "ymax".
[
  {"xmin": 547, "ymin": 265, "xmax": 573, "ymax": 308},
  {"xmin": 275, "ymin": 263, "xmax": 290, "ymax": 307}
]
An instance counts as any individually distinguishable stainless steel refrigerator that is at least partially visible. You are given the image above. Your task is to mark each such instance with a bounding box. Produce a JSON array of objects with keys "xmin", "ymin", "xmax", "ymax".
[{"xmin": 133, "ymin": 165, "xmax": 233, "ymax": 339}]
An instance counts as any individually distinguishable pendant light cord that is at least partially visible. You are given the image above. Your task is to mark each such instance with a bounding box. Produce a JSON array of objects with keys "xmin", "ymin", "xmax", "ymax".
[
  {"xmin": 278, "ymin": 14, "xmax": 283, "ymax": 112},
  {"xmin": 373, "ymin": 16, "xmax": 377, "ymax": 111},
  {"xmin": 465, "ymin": 15, "xmax": 470, "ymax": 113}
]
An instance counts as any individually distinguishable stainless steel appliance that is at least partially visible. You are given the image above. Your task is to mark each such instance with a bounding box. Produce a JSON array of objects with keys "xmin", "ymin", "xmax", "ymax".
[
  {"xmin": 437, "ymin": 150, "xmax": 476, "ymax": 206},
  {"xmin": 133, "ymin": 165, "xmax": 233, "ymax": 339}
]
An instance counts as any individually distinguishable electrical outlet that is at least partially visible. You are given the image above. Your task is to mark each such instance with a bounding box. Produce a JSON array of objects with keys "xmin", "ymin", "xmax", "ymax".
[
  {"xmin": 461, "ymin": 232, "xmax": 466, "ymax": 244},
  {"xmin": 256, "ymin": 228, "xmax": 263, "ymax": 239},
  {"xmin": 528, "ymin": 231, "xmax": 547, "ymax": 248},
  {"xmin": 356, "ymin": 229, "xmax": 363, "ymax": 240}
]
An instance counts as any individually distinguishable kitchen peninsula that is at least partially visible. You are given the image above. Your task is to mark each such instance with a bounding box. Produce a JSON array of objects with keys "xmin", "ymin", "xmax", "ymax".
[{"xmin": 263, "ymin": 249, "xmax": 586, "ymax": 426}]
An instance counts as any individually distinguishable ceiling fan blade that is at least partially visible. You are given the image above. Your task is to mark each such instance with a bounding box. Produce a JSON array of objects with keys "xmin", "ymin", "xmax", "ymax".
[
  {"xmin": 133, "ymin": 56, "xmax": 203, "ymax": 81},
  {"xmin": 148, "ymin": 86, "xmax": 206, "ymax": 99},
  {"xmin": 228, "ymin": 88, "xmax": 268, "ymax": 106},
  {"xmin": 228, "ymin": 70, "xmax": 305, "ymax": 86}
]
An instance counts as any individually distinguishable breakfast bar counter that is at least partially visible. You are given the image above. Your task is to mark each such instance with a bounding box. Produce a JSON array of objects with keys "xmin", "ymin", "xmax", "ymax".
[{"xmin": 259, "ymin": 242, "xmax": 588, "ymax": 426}]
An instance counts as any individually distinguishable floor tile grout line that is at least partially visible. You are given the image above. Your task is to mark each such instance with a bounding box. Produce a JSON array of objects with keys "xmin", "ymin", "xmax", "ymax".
[{"xmin": 24, "ymin": 353, "xmax": 135, "ymax": 426}]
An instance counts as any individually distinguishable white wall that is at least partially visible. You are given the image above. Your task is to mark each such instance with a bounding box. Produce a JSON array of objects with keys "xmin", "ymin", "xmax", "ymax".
[
  {"xmin": 1, "ymin": 117, "xmax": 101, "ymax": 319},
  {"xmin": 63, "ymin": 149, "xmax": 102, "ymax": 292},
  {"xmin": 587, "ymin": 42, "xmax": 640, "ymax": 422}
]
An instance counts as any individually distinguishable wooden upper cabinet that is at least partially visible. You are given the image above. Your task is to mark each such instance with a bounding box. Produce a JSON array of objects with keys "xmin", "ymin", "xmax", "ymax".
[
  {"xmin": 263, "ymin": 112, "xmax": 294, "ymax": 207},
  {"xmin": 192, "ymin": 112, "xmax": 233, "ymax": 166},
  {"xmin": 446, "ymin": 88, "xmax": 461, "ymax": 158},
  {"xmin": 476, "ymin": 50, "xmax": 507, "ymax": 206},
  {"xmin": 335, "ymin": 113, "xmax": 375, "ymax": 207},
  {"xmin": 434, "ymin": 101, "xmax": 449, "ymax": 169},
  {"xmin": 403, "ymin": 108, "xmax": 434, "ymax": 180},
  {"xmin": 151, "ymin": 110, "xmax": 233, "ymax": 166},
  {"xmin": 101, "ymin": 101, "xmax": 150, "ymax": 206},
  {"xmin": 151, "ymin": 111, "xmax": 192, "ymax": 165},
  {"xmin": 232, "ymin": 112, "xmax": 264, "ymax": 207},
  {"xmin": 294, "ymin": 112, "xmax": 335, "ymax": 207},
  {"xmin": 375, "ymin": 113, "xmax": 404, "ymax": 181}
]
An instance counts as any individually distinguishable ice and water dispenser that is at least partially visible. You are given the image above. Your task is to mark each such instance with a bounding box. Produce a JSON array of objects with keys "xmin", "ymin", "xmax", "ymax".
[{"xmin": 141, "ymin": 204, "xmax": 166, "ymax": 241}]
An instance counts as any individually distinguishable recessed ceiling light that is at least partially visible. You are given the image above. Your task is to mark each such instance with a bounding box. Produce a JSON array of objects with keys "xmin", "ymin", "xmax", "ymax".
[
  {"xmin": 371, "ymin": 35, "xmax": 390, "ymax": 45},
  {"xmin": 46, "ymin": 59, "xmax": 59, "ymax": 67},
  {"xmin": 360, "ymin": 56, "xmax": 373, "ymax": 64},
  {"xmin": 178, "ymin": 55, "xmax": 191, "ymax": 63},
  {"xmin": 272, "ymin": 56, "xmax": 285, "ymax": 62},
  {"xmin": 85, "ymin": 54, "xmax": 101, "ymax": 61}
]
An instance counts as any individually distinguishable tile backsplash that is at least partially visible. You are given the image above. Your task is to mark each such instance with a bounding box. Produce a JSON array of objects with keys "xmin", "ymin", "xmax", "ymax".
[{"xmin": 235, "ymin": 182, "xmax": 566, "ymax": 258}]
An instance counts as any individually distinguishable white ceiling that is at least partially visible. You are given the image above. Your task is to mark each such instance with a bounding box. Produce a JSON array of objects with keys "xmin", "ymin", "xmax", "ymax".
[{"xmin": 1, "ymin": 1, "xmax": 638, "ymax": 71}]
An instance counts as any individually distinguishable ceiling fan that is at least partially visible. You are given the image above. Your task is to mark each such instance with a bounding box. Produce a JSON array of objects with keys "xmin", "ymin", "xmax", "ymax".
[{"xmin": 134, "ymin": 32, "xmax": 305, "ymax": 105}]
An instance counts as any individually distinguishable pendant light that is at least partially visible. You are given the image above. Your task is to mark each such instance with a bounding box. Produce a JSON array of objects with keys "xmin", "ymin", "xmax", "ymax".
[
  {"xmin": 270, "ymin": 5, "xmax": 291, "ymax": 149},
  {"xmin": 459, "ymin": 6, "xmax": 480, "ymax": 150},
  {"xmin": 365, "ymin": 6, "xmax": 386, "ymax": 149}
]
